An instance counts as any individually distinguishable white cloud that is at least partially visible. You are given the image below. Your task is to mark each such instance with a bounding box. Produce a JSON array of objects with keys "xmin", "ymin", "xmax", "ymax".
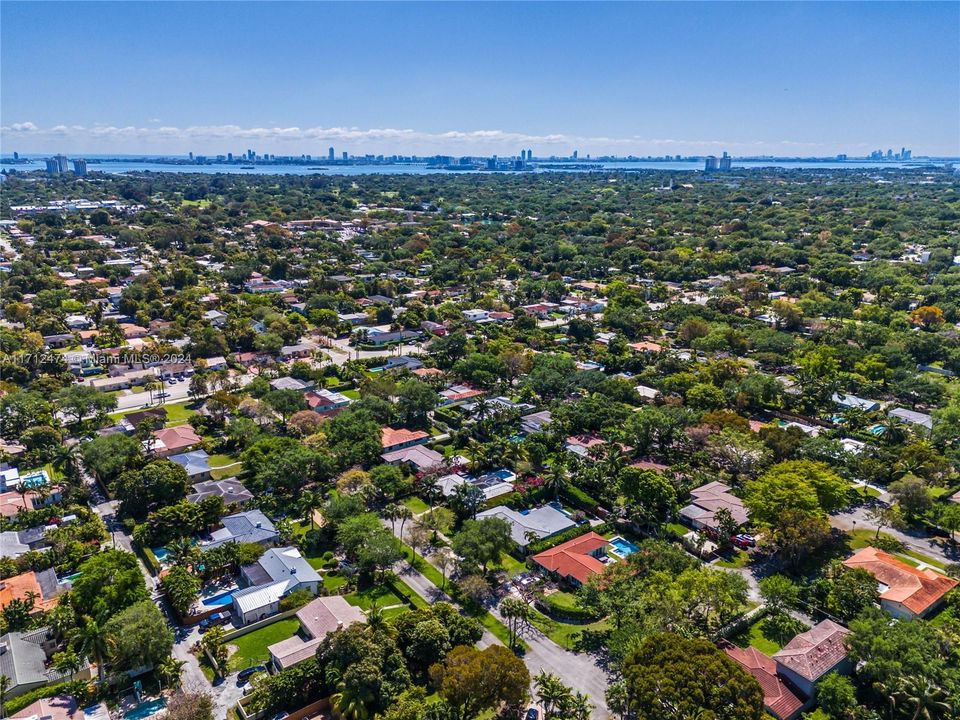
[{"xmin": 1, "ymin": 120, "xmax": 846, "ymax": 156}]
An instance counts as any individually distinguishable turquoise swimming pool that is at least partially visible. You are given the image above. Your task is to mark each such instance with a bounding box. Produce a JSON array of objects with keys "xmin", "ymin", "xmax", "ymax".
[
  {"xmin": 124, "ymin": 698, "xmax": 166, "ymax": 720},
  {"xmin": 608, "ymin": 536, "xmax": 640, "ymax": 558},
  {"xmin": 20, "ymin": 470, "xmax": 49, "ymax": 488},
  {"xmin": 202, "ymin": 589, "xmax": 236, "ymax": 607}
]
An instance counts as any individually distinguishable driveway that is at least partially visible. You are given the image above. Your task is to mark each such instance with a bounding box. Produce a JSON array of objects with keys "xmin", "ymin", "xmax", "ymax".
[{"xmin": 385, "ymin": 522, "xmax": 612, "ymax": 718}]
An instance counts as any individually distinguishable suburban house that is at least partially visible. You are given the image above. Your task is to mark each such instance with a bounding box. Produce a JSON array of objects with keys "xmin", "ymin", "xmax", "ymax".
[
  {"xmin": 1, "ymin": 527, "xmax": 52, "ymax": 559},
  {"xmin": 531, "ymin": 532, "xmax": 610, "ymax": 586},
  {"xmin": 304, "ymin": 388, "xmax": 352, "ymax": 415},
  {"xmin": 381, "ymin": 427, "xmax": 430, "ymax": 453},
  {"xmin": 384, "ymin": 356, "xmax": 424, "ymax": 372},
  {"xmin": 842, "ymin": 546, "xmax": 958, "ymax": 619},
  {"xmin": 269, "ymin": 376, "xmax": 314, "ymax": 392},
  {"xmin": 0, "ymin": 569, "xmax": 62, "ymax": 613},
  {"xmin": 233, "ymin": 547, "xmax": 321, "ymax": 625},
  {"xmin": 168, "ymin": 450, "xmax": 213, "ymax": 482},
  {"xmin": 201, "ymin": 509, "xmax": 278, "ymax": 551},
  {"xmin": 437, "ymin": 471, "xmax": 515, "ymax": 502},
  {"xmin": 11, "ymin": 695, "xmax": 109, "ymax": 720},
  {"xmin": 476, "ymin": 505, "xmax": 577, "ymax": 549},
  {"xmin": 150, "ymin": 424, "xmax": 203, "ymax": 456},
  {"xmin": 520, "ymin": 410, "xmax": 552, "ymax": 435},
  {"xmin": 563, "ymin": 434, "xmax": 631, "ymax": 460},
  {"xmin": 679, "ymin": 481, "xmax": 749, "ymax": 534},
  {"xmin": 772, "ymin": 620, "xmax": 851, "ymax": 698},
  {"xmin": 438, "ymin": 384, "xmax": 485, "ymax": 406},
  {"xmin": 267, "ymin": 596, "xmax": 365, "ymax": 670},
  {"xmin": 887, "ymin": 407, "xmax": 933, "ymax": 432},
  {"xmin": 186, "ymin": 478, "xmax": 254, "ymax": 506},
  {"xmin": 381, "ymin": 444, "xmax": 444, "ymax": 472},
  {"xmin": 0, "ymin": 628, "xmax": 93, "ymax": 698},
  {"xmin": 364, "ymin": 329, "xmax": 421, "ymax": 347},
  {"xmin": 118, "ymin": 407, "xmax": 167, "ymax": 433},
  {"xmin": 722, "ymin": 644, "xmax": 807, "ymax": 720},
  {"xmin": 832, "ymin": 393, "xmax": 881, "ymax": 413}
]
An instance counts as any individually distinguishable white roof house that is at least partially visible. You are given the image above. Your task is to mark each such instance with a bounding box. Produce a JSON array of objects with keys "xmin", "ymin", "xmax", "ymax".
[{"xmin": 476, "ymin": 505, "xmax": 576, "ymax": 548}]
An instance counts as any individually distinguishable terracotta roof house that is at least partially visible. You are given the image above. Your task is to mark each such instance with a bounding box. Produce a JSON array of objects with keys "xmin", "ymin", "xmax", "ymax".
[
  {"xmin": 381, "ymin": 427, "xmax": 430, "ymax": 452},
  {"xmin": 532, "ymin": 532, "xmax": 610, "ymax": 586},
  {"xmin": 11, "ymin": 695, "xmax": 104, "ymax": 720},
  {"xmin": 723, "ymin": 644, "xmax": 807, "ymax": 720},
  {"xmin": 0, "ymin": 569, "xmax": 61, "ymax": 613},
  {"xmin": 843, "ymin": 546, "xmax": 958, "ymax": 619},
  {"xmin": 680, "ymin": 481, "xmax": 749, "ymax": 534},
  {"xmin": 151, "ymin": 424, "xmax": 203, "ymax": 456},
  {"xmin": 0, "ymin": 490, "xmax": 35, "ymax": 517},
  {"xmin": 773, "ymin": 620, "xmax": 851, "ymax": 697},
  {"xmin": 267, "ymin": 596, "xmax": 365, "ymax": 670}
]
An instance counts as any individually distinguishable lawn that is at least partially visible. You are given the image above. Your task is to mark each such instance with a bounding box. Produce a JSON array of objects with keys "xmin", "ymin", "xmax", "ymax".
[
  {"xmin": 666, "ymin": 522, "xmax": 689, "ymax": 538},
  {"xmin": 211, "ymin": 466, "xmax": 238, "ymax": 481},
  {"xmin": 227, "ymin": 617, "xmax": 300, "ymax": 672},
  {"xmin": 208, "ymin": 453, "xmax": 239, "ymax": 468},
  {"xmin": 497, "ymin": 552, "xmax": 527, "ymax": 578},
  {"xmin": 345, "ymin": 584, "xmax": 405, "ymax": 610},
  {"xmin": 164, "ymin": 402, "xmax": 198, "ymax": 425},
  {"xmin": 715, "ymin": 551, "xmax": 751, "ymax": 569},
  {"xmin": 728, "ymin": 617, "xmax": 788, "ymax": 656},
  {"xmin": 320, "ymin": 572, "xmax": 348, "ymax": 592},
  {"xmin": 342, "ymin": 389, "xmax": 361, "ymax": 400},
  {"xmin": 528, "ymin": 607, "xmax": 611, "ymax": 650},
  {"xmin": 847, "ymin": 529, "xmax": 947, "ymax": 570},
  {"xmin": 402, "ymin": 496, "xmax": 430, "ymax": 514}
]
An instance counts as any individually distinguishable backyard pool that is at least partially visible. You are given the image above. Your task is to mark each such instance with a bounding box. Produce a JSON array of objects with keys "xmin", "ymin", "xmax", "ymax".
[
  {"xmin": 123, "ymin": 698, "xmax": 167, "ymax": 720},
  {"xmin": 20, "ymin": 470, "xmax": 49, "ymax": 488},
  {"xmin": 609, "ymin": 536, "xmax": 640, "ymax": 558},
  {"xmin": 867, "ymin": 424, "xmax": 887, "ymax": 436},
  {"xmin": 202, "ymin": 589, "xmax": 236, "ymax": 607},
  {"xmin": 152, "ymin": 547, "xmax": 169, "ymax": 562}
]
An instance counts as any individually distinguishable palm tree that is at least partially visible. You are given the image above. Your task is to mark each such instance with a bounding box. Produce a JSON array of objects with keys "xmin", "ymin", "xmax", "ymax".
[
  {"xmin": 383, "ymin": 503, "xmax": 401, "ymax": 533},
  {"xmin": 14, "ymin": 482, "xmax": 29, "ymax": 508},
  {"xmin": 157, "ymin": 657, "xmax": 186, "ymax": 690},
  {"xmin": 543, "ymin": 462, "xmax": 569, "ymax": 501},
  {"xmin": 893, "ymin": 675, "xmax": 952, "ymax": 720},
  {"xmin": 167, "ymin": 537, "xmax": 198, "ymax": 570},
  {"xmin": 535, "ymin": 672, "xmax": 572, "ymax": 720},
  {"xmin": 143, "ymin": 378, "xmax": 160, "ymax": 406},
  {"xmin": 51, "ymin": 444, "xmax": 81, "ymax": 484},
  {"xmin": 300, "ymin": 489, "xmax": 324, "ymax": 529},
  {"xmin": 396, "ymin": 505, "xmax": 414, "ymax": 540},
  {"xmin": 570, "ymin": 693, "xmax": 593, "ymax": 720},
  {"xmin": 71, "ymin": 615, "xmax": 111, "ymax": 682},
  {"xmin": 331, "ymin": 680, "xmax": 371, "ymax": 720}
]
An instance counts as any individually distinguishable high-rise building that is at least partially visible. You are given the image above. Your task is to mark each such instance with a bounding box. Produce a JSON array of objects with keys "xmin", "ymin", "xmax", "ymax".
[
  {"xmin": 71, "ymin": 159, "xmax": 88, "ymax": 176},
  {"xmin": 188, "ymin": 151, "xmax": 194, "ymax": 161},
  {"xmin": 12, "ymin": 152, "xmax": 18, "ymax": 160},
  {"xmin": 342, "ymin": 151, "xmax": 348, "ymax": 161},
  {"xmin": 704, "ymin": 155, "xmax": 719, "ymax": 172},
  {"xmin": 887, "ymin": 149, "xmax": 894, "ymax": 159},
  {"xmin": 526, "ymin": 149, "xmax": 532, "ymax": 161},
  {"xmin": 719, "ymin": 151, "xmax": 732, "ymax": 171},
  {"xmin": 247, "ymin": 149, "xmax": 255, "ymax": 161},
  {"xmin": 227, "ymin": 152, "xmax": 233, "ymax": 162},
  {"xmin": 903, "ymin": 148, "xmax": 911, "ymax": 160},
  {"xmin": 45, "ymin": 158, "xmax": 60, "ymax": 174},
  {"xmin": 328, "ymin": 147, "xmax": 335, "ymax": 162},
  {"xmin": 572, "ymin": 150, "xmax": 578, "ymax": 160}
]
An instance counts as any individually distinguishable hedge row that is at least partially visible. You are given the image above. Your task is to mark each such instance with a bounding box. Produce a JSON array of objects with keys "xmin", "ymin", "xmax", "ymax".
[
  {"xmin": 561, "ymin": 486, "xmax": 603, "ymax": 515},
  {"xmin": 4, "ymin": 680, "xmax": 91, "ymax": 716},
  {"xmin": 137, "ymin": 544, "xmax": 162, "ymax": 575},
  {"xmin": 526, "ymin": 522, "xmax": 611, "ymax": 556},
  {"xmin": 538, "ymin": 594, "xmax": 600, "ymax": 623}
]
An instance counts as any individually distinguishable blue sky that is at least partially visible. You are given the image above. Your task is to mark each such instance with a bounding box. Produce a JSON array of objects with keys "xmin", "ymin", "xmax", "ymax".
[{"xmin": 2, "ymin": 2, "xmax": 958, "ymax": 156}]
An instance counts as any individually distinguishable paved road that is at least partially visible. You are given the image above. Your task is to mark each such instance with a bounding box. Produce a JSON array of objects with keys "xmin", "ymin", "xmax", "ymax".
[
  {"xmin": 831, "ymin": 503, "xmax": 959, "ymax": 566},
  {"xmin": 386, "ymin": 522, "xmax": 612, "ymax": 717},
  {"xmin": 112, "ymin": 373, "xmax": 254, "ymax": 412},
  {"xmin": 323, "ymin": 334, "xmax": 423, "ymax": 367},
  {"xmin": 169, "ymin": 622, "xmax": 245, "ymax": 719}
]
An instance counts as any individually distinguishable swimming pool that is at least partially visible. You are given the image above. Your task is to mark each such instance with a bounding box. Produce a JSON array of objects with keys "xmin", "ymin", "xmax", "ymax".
[
  {"xmin": 202, "ymin": 589, "xmax": 236, "ymax": 607},
  {"xmin": 152, "ymin": 547, "xmax": 169, "ymax": 562},
  {"xmin": 123, "ymin": 698, "xmax": 167, "ymax": 720},
  {"xmin": 608, "ymin": 536, "xmax": 640, "ymax": 558},
  {"xmin": 867, "ymin": 424, "xmax": 887, "ymax": 436},
  {"xmin": 20, "ymin": 470, "xmax": 49, "ymax": 488}
]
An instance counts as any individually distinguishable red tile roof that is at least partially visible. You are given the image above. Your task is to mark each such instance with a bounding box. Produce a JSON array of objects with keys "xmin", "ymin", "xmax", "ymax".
[
  {"xmin": 773, "ymin": 620, "xmax": 849, "ymax": 682},
  {"xmin": 843, "ymin": 546, "xmax": 958, "ymax": 617},
  {"xmin": 152, "ymin": 424, "xmax": 202, "ymax": 453},
  {"xmin": 531, "ymin": 532, "xmax": 609, "ymax": 585},
  {"xmin": 723, "ymin": 644, "xmax": 806, "ymax": 720},
  {"xmin": 381, "ymin": 426, "xmax": 430, "ymax": 450}
]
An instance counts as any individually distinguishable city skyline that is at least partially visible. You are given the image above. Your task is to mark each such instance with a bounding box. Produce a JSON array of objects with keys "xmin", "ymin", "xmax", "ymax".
[{"xmin": 2, "ymin": 2, "xmax": 958, "ymax": 156}]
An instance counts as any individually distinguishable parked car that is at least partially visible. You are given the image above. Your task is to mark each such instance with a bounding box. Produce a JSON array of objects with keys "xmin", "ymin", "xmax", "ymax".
[
  {"xmin": 238, "ymin": 665, "xmax": 267, "ymax": 684},
  {"xmin": 732, "ymin": 535, "xmax": 753, "ymax": 550},
  {"xmin": 199, "ymin": 611, "xmax": 231, "ymax": 632}
]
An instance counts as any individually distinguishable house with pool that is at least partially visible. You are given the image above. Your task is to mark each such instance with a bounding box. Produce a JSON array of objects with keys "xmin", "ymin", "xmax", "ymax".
[{"xmin": 233, "ymin": 547, "xmax": 321, "ymax": 625}]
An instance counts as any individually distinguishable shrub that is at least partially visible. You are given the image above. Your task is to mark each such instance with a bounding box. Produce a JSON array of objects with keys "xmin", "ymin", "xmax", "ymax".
[
  {"xmin": 540, "ymin": 592, "xmax": 599, "ymax": 622},
  {"xmin": 526, "ymin": 523, "xmax": 610, "ymax": 555},
  {"xmin": 561, "ymin": 486, "xmax": 602, "ymax": 515}
]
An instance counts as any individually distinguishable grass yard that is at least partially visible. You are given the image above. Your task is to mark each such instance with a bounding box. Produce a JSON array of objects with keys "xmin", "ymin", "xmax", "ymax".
[
  {"xmin": 528, "ymin": 607, "xmax": 611, "ymax": 650},
  {"xmin": 342, "ymin": 389, "xmax": 361, "ymax": 400},
  {"xmin": 728, "ymin": 617, "xmax": 786, "ymax": 656},
  {"xmin": 346, "ymin": 584, "xmax": 405, "ymax": 610},
  {"xmin": 666, "ymin": 522, "xmax": 690, "ymax": 538},
  {"xmin": 321, "ymin": 572, "xmax": 348, "ymax": 592},
  {"xmin": 497, "ymin": 552, "xmax": 527, "ymax": 578},
  {"xmin": 847, "ymin": 529, "xmax": 947, "ymax": 570},
  {"xmin": 227, "ymin": 617, "xmax": 300, "ymax": 672},
  {"xmin": 211, "ymin": 466, "xmax": 238, "ymax": 481},
  {"xmin": 208, "ymin": 453, "xmax": 239, "ymax": 468},
  {"xmin": 715, "ymin": 551, "xmax": 751, "ymax": 569},
  {"xmin": 164, "ymin": 402, "xmax": 198, "ymax": 425},
  {"xmin": 402, "ymin": 496, "xmax": 430, "ymax": 514}
]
